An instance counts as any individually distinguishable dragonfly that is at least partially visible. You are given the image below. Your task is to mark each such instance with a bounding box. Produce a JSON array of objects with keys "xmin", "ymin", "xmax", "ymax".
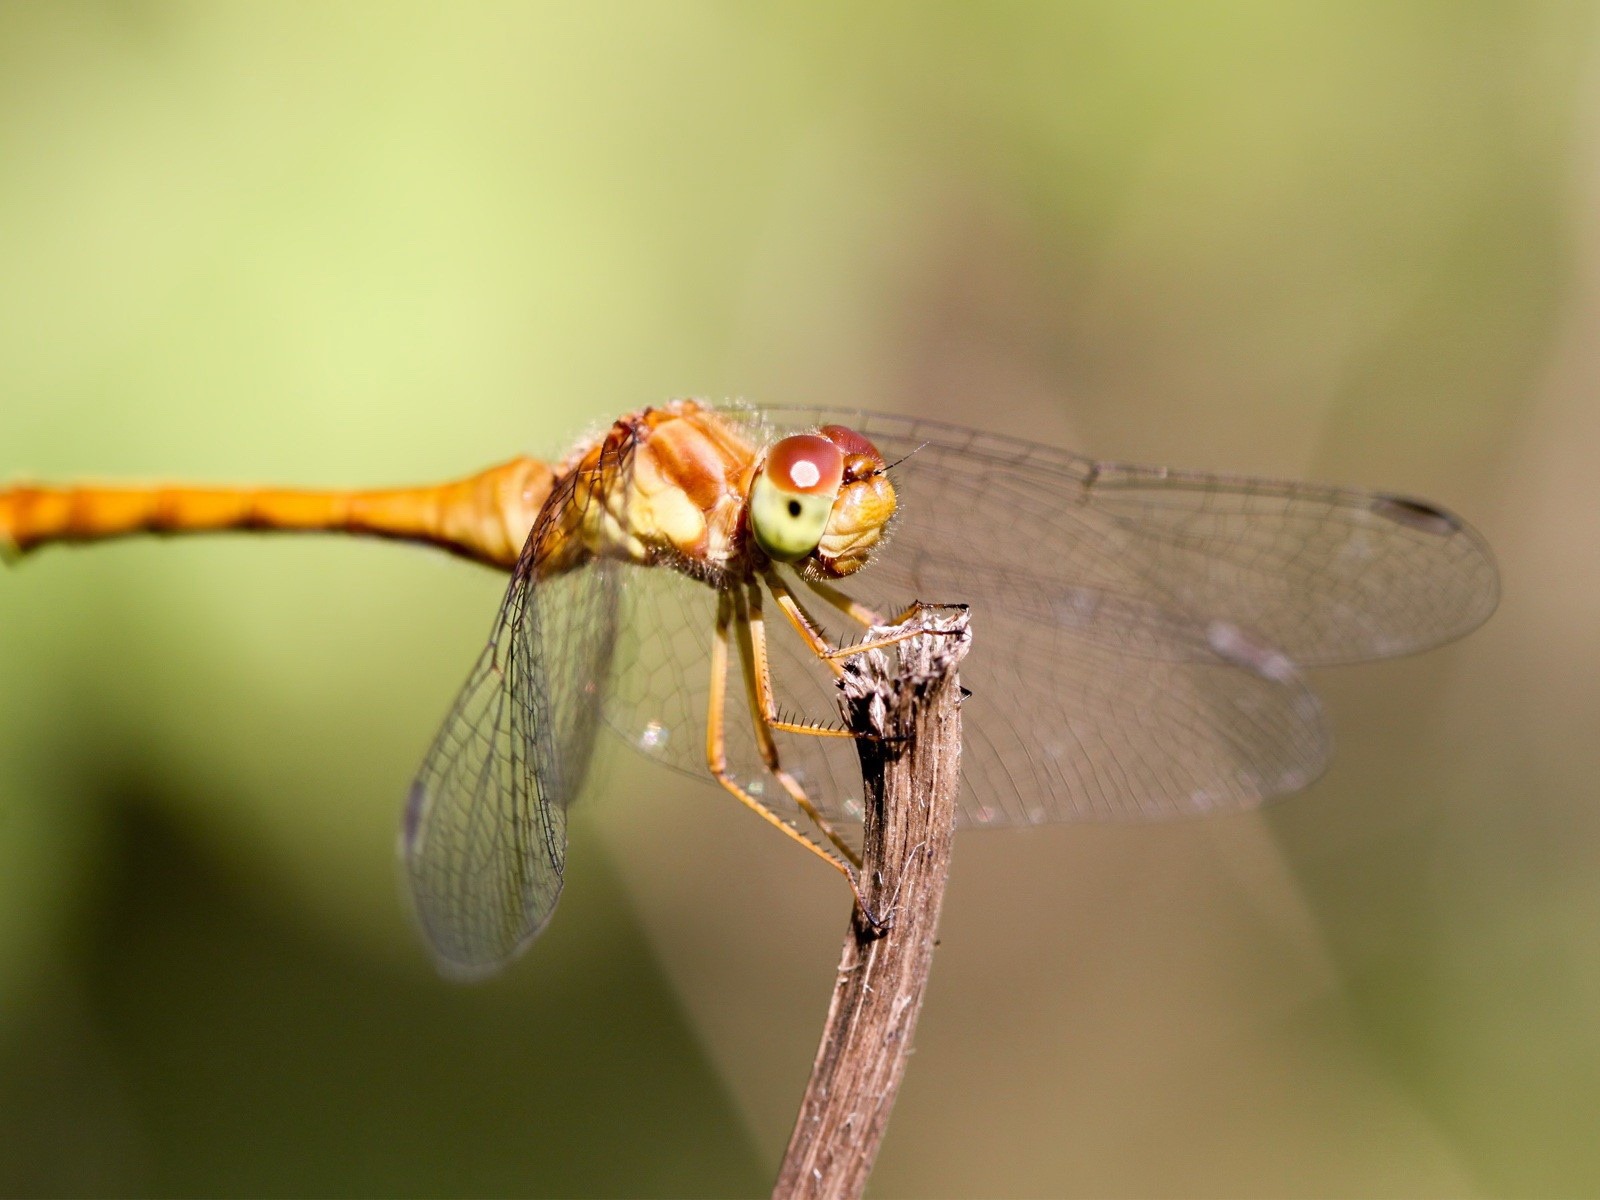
[{"xmin": 0, "ymin": 400, "xmax": 1500, "ymax": 978}]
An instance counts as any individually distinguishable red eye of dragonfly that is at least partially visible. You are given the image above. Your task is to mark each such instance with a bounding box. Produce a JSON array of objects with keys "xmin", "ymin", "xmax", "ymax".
[{"xmin": 764, "ymin": 434, "xmax": 845, "ymax": 495}]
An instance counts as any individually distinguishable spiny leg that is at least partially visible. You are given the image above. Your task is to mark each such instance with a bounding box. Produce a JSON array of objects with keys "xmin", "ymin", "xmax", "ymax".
[
  {"xmin": 819, "ymin": 622, "xmax": 950, "ymax": 661},
  {"xmin": 705, "ymin": 589, "xmax": 873, "ymax": 895}
]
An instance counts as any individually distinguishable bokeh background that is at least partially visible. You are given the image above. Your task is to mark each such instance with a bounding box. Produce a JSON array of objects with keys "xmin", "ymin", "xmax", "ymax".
[{"xmin": 1, "ymin": 3, "xmax": 1595, "ymax": 1196}]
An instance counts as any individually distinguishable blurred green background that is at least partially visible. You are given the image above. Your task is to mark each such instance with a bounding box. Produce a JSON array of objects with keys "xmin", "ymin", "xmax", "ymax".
[{"xmin": 0, "ymin": 2, "xmax": 1594, "ymax": 1196}]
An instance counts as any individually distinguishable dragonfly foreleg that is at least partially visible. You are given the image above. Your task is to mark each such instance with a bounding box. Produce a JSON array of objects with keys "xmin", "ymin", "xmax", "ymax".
[
  {"xmin": 818, "ymin": 610, "xmax": 969, "ymax": 662},
  {"xmin": 800, "ymin": 579, "xmax": 962, "ymax": 645},
  {"xmin": 757, "ymin": 573, "xmax": 952, "ymax": 752},
  {"xmin": 801, "ymin": 578, "xmax": 888, "ymax": 630}
]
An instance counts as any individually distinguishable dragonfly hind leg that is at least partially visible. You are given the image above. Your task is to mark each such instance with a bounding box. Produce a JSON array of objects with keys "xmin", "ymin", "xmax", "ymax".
[{"xmin": 734, "ymin": 588, "xmax": 866, "ymax": 868}]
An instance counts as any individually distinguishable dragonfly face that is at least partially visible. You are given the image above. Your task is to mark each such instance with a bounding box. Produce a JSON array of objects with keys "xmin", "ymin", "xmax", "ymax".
[{"xmin": 748, "ymin": 426, "xmax": 897, "ymax": 579}]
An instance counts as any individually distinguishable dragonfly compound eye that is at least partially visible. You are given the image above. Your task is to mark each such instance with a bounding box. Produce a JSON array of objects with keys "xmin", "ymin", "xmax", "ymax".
[{"xmin": 749, "ymin": 434, "xmax": 845, "ymax": 562}]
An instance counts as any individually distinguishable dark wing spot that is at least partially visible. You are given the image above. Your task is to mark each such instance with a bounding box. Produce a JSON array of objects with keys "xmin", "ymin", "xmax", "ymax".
[{"xmin": 1372, "ymin": 494, "xmax": 1461, "ymax": 536}]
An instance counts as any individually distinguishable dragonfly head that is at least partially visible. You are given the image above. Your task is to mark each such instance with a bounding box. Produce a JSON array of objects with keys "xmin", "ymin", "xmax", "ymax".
[{"xmin": 748, "ymin": 426, "xmax": 896, "ymax": 579}]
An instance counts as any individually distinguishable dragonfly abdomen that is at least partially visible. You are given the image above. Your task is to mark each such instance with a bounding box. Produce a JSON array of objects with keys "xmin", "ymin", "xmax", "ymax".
[{"xmin": 0, "ymin": 457, "xmax": 554, "ymax": 569}]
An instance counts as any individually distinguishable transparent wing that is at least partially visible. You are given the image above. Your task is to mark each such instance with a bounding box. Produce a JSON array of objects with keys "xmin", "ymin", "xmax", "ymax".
[{"xmin": 402, "ymin": 443, "xmax": 626, "ymax": 978}]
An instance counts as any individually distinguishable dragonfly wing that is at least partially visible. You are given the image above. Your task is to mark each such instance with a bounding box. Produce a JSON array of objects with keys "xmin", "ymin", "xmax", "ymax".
[
  {"xmin": 754, "ymin": 407, "xmax": 1499, "ymax": 667},
  {"xmin": 403, "ymin": 453, "xmax": 624, "ymax": 978},
  {"xmin": 733, "ymin": 405, "xmax": 1496, "ymax": 825}
]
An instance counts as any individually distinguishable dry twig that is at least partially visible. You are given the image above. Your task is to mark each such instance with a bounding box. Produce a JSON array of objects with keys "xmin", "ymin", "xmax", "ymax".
[{"xmin": 773, "ymin": 605, "xmax": 971, "ymax": 1200}]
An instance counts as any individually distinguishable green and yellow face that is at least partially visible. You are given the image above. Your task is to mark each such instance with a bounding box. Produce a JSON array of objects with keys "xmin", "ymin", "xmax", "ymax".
[{"xmin": 747, "ymin": 425, "xmax": 896, "ymax": 578}]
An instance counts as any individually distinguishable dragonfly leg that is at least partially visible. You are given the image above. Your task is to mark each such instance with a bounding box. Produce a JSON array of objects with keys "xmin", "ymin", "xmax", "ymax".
[
  {"xmin": 742, "ymin": 581, "xmax": 863, "ymax": 742},
  {"xmin": 708, "ymin": 589, "xmax": 886, "ymax": 927},
  {"xmin": 757, "ymin": 568, "xmax": 845, "ymax": 679},
  {"xmin": 802, "ymin": 579, "xmax": 964, "ymax": 639},
  {"xmin": 802, "ymin": 578, "xmax": 888, "ymax": 630},
  {"xmin": 735, "ymin": 599, "xmax": 894, "ymax": 933}
]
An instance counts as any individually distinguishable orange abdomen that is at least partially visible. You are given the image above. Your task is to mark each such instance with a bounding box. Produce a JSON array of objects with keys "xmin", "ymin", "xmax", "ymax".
[{"xmin": 0, "ymin": 457, "xmax": 555, "ymax": 571}]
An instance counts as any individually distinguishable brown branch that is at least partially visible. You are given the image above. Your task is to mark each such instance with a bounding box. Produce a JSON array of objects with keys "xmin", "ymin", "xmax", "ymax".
[{"xmin": 773, "ymin": 605, "xmax": 971, "ymax": 1200}]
